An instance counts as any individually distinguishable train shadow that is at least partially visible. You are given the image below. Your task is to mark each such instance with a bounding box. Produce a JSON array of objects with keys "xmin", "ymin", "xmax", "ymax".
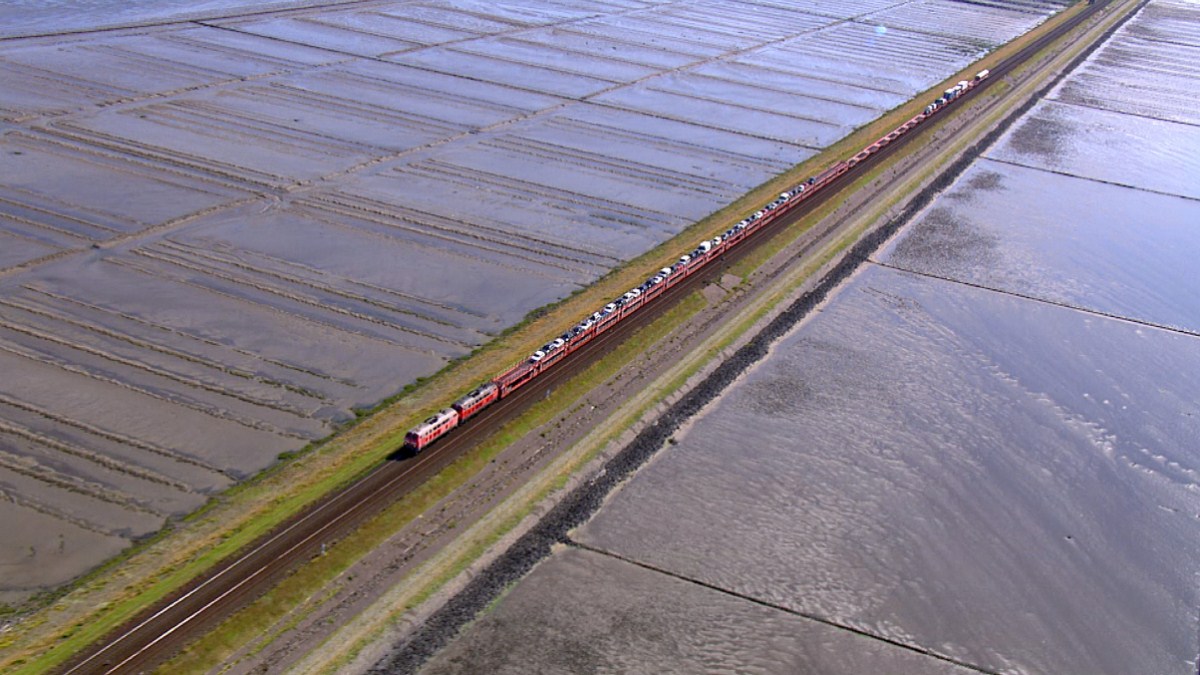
[{"xmin": 386, "ymin": 446, "xmax": 417, "ymax": 461}]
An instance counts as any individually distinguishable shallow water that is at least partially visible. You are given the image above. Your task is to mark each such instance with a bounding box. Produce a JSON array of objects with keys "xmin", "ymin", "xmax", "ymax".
[
  {"xmin": 0, "ymin": 132, "xmax": 247, "ymax": 235},
  {"xmin": 1052, "ymin": 0, "xmax": 1200, "ymax": 125},
  {"xmin": 422, "ymin": 547, "xmax": 977, "ymax": 674},
  {"xmin": 592, "ymin": 80, "xmax": 852, "ymax": 147},
  {"xmin": 0, "ymin": 426, "xmax": 206, "ymax": 516},
  {"xmin": 879, "ymin": 159, "xmax": 1200, "ymax": 333},
  {"xmin": 0, "ymin": 464, "xmax": 162, "ymax": 539},
  {"xmin": 0, "ymin": 346, "xmax": 297, "ymax": 477},
  {"xmin": 0, "ymin": 0, "xmax": 333, "ymax": 38},
  {"xmin": 882, "ymin": 0, "xmax": 1200, "ymax": 334},
  {"xmin": 577, "ymin": 266, "xmax": 1200, "ymax": 675},
  {"xmin": 0, "ymin": 500, "xmax": 127, "ymax": 606},
  {"xmin": 869, "ymin": 0, "xmax": 1067, "ymax": 45},
  {"xmin": 987, "ymin": 100, "xmax": 1200, "ymax": 200},
  {"xmin": 0, "ymin": 225, "xmax": 60, "ymax": 270}
]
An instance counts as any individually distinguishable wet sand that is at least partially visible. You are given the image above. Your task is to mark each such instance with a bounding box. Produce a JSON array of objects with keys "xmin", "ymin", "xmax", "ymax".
[{"xmin": 880, "ymin": 159, "xmax": 1200, "ymax": 333}]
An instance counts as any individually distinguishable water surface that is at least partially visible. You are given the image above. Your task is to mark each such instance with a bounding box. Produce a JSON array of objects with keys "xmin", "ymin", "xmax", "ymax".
[
  {"xmin": 422, "ymin": 547, "xmax": 978, "ymax": 674},
  {"xmin": 578, "ymin": 266, "xmax": 1200, "ymax": 675}
]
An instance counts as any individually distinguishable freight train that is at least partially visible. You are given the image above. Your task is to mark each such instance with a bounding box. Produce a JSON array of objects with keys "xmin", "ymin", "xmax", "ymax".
[{"xmin": 402, "ymin": 69, "xmax": 991, "ymax": 453}]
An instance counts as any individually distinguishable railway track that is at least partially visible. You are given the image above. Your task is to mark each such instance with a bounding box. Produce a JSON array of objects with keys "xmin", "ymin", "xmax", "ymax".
[{"xmin": 56, "ymin": 1, "xmax": 1130, "ymax": 672}]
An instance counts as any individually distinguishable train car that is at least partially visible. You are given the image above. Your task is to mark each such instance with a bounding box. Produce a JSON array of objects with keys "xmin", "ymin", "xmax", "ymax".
[
  {"xmin": 453, "ymin": 382, "xmax": 500, "ymax": 421},
  {"xmin": 566, "ymin": 319, "xmax": 601, "ymax": 351},
  {"xmin": 399, "ymin": 63, "xmax": 997, "ymax": 459},
  {"xmin": 899, "ymin": 114, "xmax": 924, "ymax": 133},
  {"xmin": 810, "ymin": 162, "xmax": 848, "ymax": 189},
  {"xmin": 595, "ymin": 304, "xmax": 620, "ymax": 329},
  {"xmin": 538, "ymin": 340, "xmax": 570, "ymax": 370},
  {"xmin": 404, "ymin": 407, "xmax": 460, "ymax": 452},
  {"xmin": 495, "ymin": 362, "xmax": 537, "ymax": 397}
]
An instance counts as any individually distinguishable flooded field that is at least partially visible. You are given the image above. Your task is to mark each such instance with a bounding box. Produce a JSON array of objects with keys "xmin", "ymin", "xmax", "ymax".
[
  {"xmin": 881, "ymin": 0, "xmax": 1200, "ymax": 329},
  {"xmin": 880, "ymin": 159, "xmax": 1200, "ymax": 333},
  {"xmin": 423, "ymin": 547, "xmax": 977, "ymax": 674},
  {"xmin": 419, "ymin": 1, "xmax": 1200, "ymax": 673},
  {"xmin": 575, "ymin": 266, "xmax": 1200, "ymax": 675},
  {"xmin": 0, "ymin": 0, "xmax": 1068, "ymax": 600}
]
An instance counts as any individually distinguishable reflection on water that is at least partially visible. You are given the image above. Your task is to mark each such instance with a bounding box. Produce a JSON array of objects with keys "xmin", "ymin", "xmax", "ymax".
[
  {"xmin": 881, "ymin": 159, "xmax": 1200, "ymax": 334},
  {"xmin": 578, "ymin": 266, "xmax": 1200, "ymax": 675},
  {"xmin": 988, "ymin": 100, "xmax": 1200, "ymax": 200},
  {"xmin": 422, "ymin": 547, "xmax": 977, "ymax": 674}
]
